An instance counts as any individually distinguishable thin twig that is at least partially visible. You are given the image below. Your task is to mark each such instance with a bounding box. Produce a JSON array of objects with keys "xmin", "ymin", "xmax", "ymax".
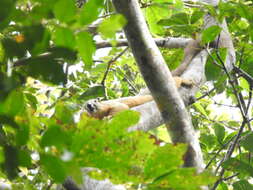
[
  {"xmin": 246, "ymin": 86, "xmax": 252, "ymax": 117},
  {"xmin": 196, "ymin": 113, "xmax": 237, "ymax": 131},
  {"xmin": 205, "ymin": 136, "xmax": 235, "ymax": 169},
  {"xmin": 211, "ymin": 48, "xmax": 251, "ymax": 189},
  {"xmin": 222, "ymin": 173, "xmax": 239, "ymax": 181},
  {"xmin": 233, "ymin": 66, "xmax": 253, "ymax": 87},
  {"xmin": 111, "ymin": 68, "xmax": 139, "ymax": 95},
  {"xmin": 100, "ymin": 47, "xmax": 129, "ymax": 85},
  {"xmin": 195, "ymin": 87, "xmax": 215, "ymax": 101},
  {"xmin": 211, "ymin": 120, "xmax": 247, "ymax": 190},
  {"xmin": 213, "ymin": 101, "xmax": 238, "ymax": 108}
]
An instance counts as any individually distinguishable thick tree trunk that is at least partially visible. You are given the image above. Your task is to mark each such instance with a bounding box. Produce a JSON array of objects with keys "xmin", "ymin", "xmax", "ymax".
[
  {"xmin": 64, "ymin": 0, "xmax": 236, "ymax": 189},
  {"xmin": 112, "ymin": 0, "xmax": 204, "ymax": 171}
]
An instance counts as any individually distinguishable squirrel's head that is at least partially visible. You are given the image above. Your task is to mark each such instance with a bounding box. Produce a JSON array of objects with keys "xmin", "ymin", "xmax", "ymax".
[{"xmin": 84, "ymin": 98, "xmax": 101, "ymax": 114}]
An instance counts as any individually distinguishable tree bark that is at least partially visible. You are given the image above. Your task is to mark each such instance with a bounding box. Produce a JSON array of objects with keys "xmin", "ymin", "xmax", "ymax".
[
  {"xmin": 112, "ymin": 0, "xmax": 204, "ymax": 171},
  {"xmin": 96, "ymin": 37, "xmax": 191, "ymax": 49},
  {"xmin": 65, "ymin": 0, "xmax": 236, "ymax": 189}
]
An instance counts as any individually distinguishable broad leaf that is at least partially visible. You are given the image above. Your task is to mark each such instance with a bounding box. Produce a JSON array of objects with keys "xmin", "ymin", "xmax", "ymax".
[
  {"xmin": 202, "ymin": 26, "xmax": 222, "ymax": 44},
  {"xmin": 241, "ymin": 133, "xmax": 253, "ymax": 152},
  {"xmin": 3, "ymin": 90, "xmax": 25, "ymax": 117},
  {"xmin": 214, "ymin": 123, "xmax": 225, "ymax": 143},
  {"xmin": 53, "ymin": 0, "xmax": 76, "ymax": 23},
  {"xmin": 55, "ymin": 102, "xmax": 74, "ymax": 124},
  {"xmin": 191, "ymin": 10, "xmax": 204, "ymax": 24},
  {"xmin": 222, "ymin": 158, "xmax": 253, "ymax": 177},
  {"xmin": 40, "ymin": 125, "xmax": 69, "ymax": 148},
  {"xmin": 205, "ymin": 55, "xmax": 222, "ymax": 81},
  {"xmin": 145, "ymin": 4, "xmax": 171, "ymax": 35},
  {"xmin": 53, "ymin": 27, "xmax": 76, "ymax": 49},
  {"xmin": 40, "ymin": 154, "xmax": 66, "ymax": 183},
  {"xmin": 0, "ymin": 0, "xmax": 16, "ymax": 29},
  {"xmin": 79, "ymin": 85, "xmax": 105, "ymax": 100},
  {"xmin": 76, "ymin": 32, "xmax": 96, "ymax": 69},
  {"xmin": 18, "ymin": 150, "xmax": 31, "ymax": 167},
  {"xmin": 3, "ymin": 145, "xmax": 18, "ymax": 179},
  {"xmin": 21, "ymin": 55, "xmax": 67, "ymax": 85},
  {"xmin": 233, "ymin": 180, "xmax": 253, "ymax": 190},
  {"xmin": 98, "ymin": 14, "xmax": 127, "ymax": 39},
  {"xmin": 144, "ymin": 144, "xmax": 187, "ymax": 180},
  {"xmin": 79, "ymin": 0, "xmax": 104, "ymax": 25},
  {"xmin": 16, "ymin": 124, "xmax": 29, "ymax": 146}
]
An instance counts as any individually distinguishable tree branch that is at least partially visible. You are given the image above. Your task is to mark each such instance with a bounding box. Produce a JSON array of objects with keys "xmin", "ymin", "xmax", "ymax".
[
  {"xmin": 112, "ymin": 0, "xmax": 204, "ymax": 171},
  {"xmin": 96, "ymin": 37, "xmax": 191, "ymax": 49}
]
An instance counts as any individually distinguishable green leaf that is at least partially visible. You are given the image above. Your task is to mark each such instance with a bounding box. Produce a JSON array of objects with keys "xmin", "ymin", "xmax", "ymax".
[
  {"xmin": 18, "ymin": 150, "xmax": 31, "ymax": 167},
  {"xmin": 240, "ymin": 77, "xmax": 250, "ymax": 92},
  {"xmin": 65, "ymin": 162, "xmax": 83, "ymax": 184},
  {"xmin": 153, "ymin": 0, "xmax": 173, "ymax": 3},
  {"xmin": 70, "ymin": 132, "xmax": 87, "ymax": 154},
  {"xmin": 0, "ymin": 40, "xmax": 5, "ymax": 62},
  {"xmin": 16, "ymin": 124, "xmax": 29, "ymax": 146},
  {"xmin": 3, "ymin": 90, "xmax": 25, "ymax": 117},
  {"xmin": 152, "ymin": 168, "xmax": 216, "ymax": 189},
  {"xmin": 241, "ymin": 57, "xmax": 253, "ymax": 78},
  {"xmin": 40, "ymin": 154, "xmax": 66, "ymax": 183},
  {"xmin": 236, "ymin": 3, "xmax": 253, "ymax": 21},
  {"xmin": 79, "ymin": 85, "xmax": 105, "ymax": 100},
  {"xmin": 237, "ymin": 19, "xmax": 249, "ymax": 30},
  {"xmin": 98, "ymin": 14, "xmax": 127, "ymax": 39},
  {"xmin": 80, "ymin": 0, "xmax": 104, "ymax": 25},
  {"xmin": 0, "ymin": 115, "xmax": 19, "ymax": 128},
  {"xmin": 158, "ymin": 12, "xmax": 194, "ymax": 35},
  {"xmin": 49, "ymin": 47, "xmax": 77, "ymax": 61},
  {"xmin": 202, "ymin": 26, "xmax": 222, "ymax": 44},
  {"xmin": 214, "ymin": 75, "xmax": 227, "ymax": 94},
  {"xmin": 53, "ymin": 0, "xmax": 76, "ymax": 22},
  {"xmin": 53, "ymin": 27, "xmax": 76, "ymax": 49},
  {"xmin": 2, "ymin": 38, "xmax": 26, "ymax": 58},
  {"xmin": 191, "ymin": 10, "xmax": 204, "ymax": 24},
  {"xmin": 108, "ymin": 110, "xmax": 140, "ymax": 131},
  {"xmin": 233, "ymin": 180, "xmax": 253, "ymax": 190},
  {"xmin": 200, "ymin": 134, "xmax": 216, "ymax": 150},
  {"xmin": 144, "ymin": 144, "xmax": 187, "ymax": 179},
  {"xmin": 241, "ymin": 133, "xmax": 253, "ymax": 152},
  {"xmin": 0, "ymin": 0, "xmax": 15, "ymax": 20},
  {"xmin": 158, "ymin": 13, "xmax": 189, "ymax": 26},
  {"xmin": 214, "ymin": 123, "xmax": 225, "ymax": 143},
  {"xmin": 218, "ymin": 181, "xmax": 229, "ymax": 190},
  {"xmin": 145, "ymin": 4, "xmax": 171, "ymax": 35},
  {"xmin": 25, "ymin": 93, "xmax": 38, "ymax": 110},
  {"xmin": 3, "ymin": 145, "xmax": 18, "ymax": 179},
  {"xmin": 222, "ymin": 158, "xmax": 253, "ymax": 177},
  {"xmin": 55, "ymin": 102, "xmax": 74, "ymax": 124},
  {"xmin": 22, "ymin": 55, "xmax": 67, "ymax": 85},
  {"xmin": 193, "ymin": 102, "xmax": 208, "ymax": 117},
  {"xmin": 22, "ymin": 24, "xmax": 48, "ymax": 55},
  {"xmin": 205, "ymin": 55, "xmax": 222, "ymax": 81},
  {"xmin": 228, "ymin": 121, "xmax": 240, "ymax": 128},
  {"xmin": 40, "ymin": 125, "xmax": 69, "ymax": 148},
  {"xmin": 0, "ymin": 147, "xmax": 4, "ymax": 163},
  {"xmin": 76, "ymin": 32, "xmax": 96, "ymax": 69},
  {"xmin": 0, "ymin": 0, "xmax": 16, "ymax": 29}
]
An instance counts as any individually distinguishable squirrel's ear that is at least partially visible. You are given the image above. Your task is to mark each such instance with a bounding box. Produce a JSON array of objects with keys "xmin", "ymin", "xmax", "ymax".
[{"xmin": 96, "ymin": 97, "xmax": 103, "ymax": 101}]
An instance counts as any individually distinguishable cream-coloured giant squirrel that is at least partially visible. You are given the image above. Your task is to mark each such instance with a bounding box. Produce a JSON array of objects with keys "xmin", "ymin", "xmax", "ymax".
[
  {"xmin": 85, "ymin": 76, "xmax": 194, "ymax": 119},
  {"xmin": 84, "ymin": 39, "xmax": 204, "ymax": 119},
  {"xmin": 84, "ymin": 40, "xmax": 202, "ymax": 119}
]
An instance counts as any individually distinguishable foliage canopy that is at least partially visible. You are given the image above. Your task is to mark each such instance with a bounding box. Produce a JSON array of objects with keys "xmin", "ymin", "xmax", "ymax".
[{"xmin": 0, "ymin": 0, "xmax": 252, "ymax": 189}]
